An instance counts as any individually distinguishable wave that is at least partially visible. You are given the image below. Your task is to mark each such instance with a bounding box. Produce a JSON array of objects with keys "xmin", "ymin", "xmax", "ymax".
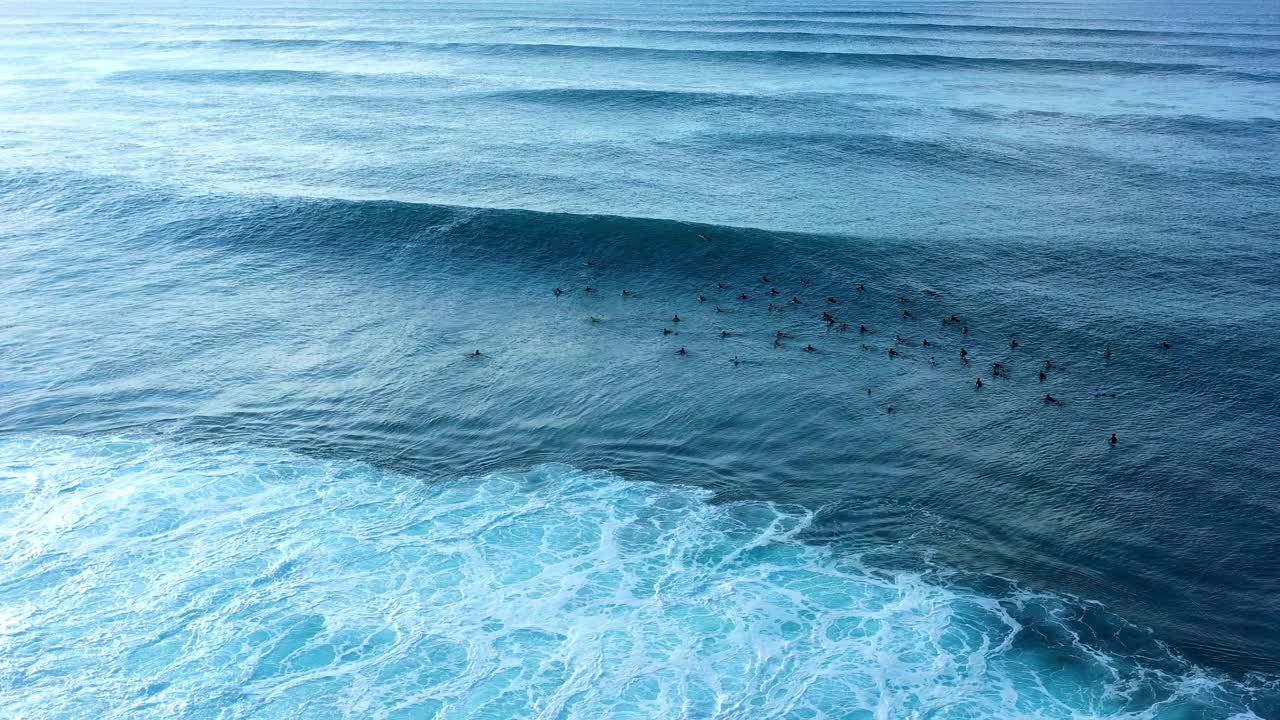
[
  {"xmin": 100, "ymin": 68, "xmax": 456, "ymax": 88},
  {"xmin": 637, "ymin": 18, "xmax": 1280, "ymax": 41},
  {"xmin": 388, "ymin": 15, "xmax": 1280, "ymax": 41},
  {"xmin": 725, "ymin": 11, "xmax": 977, "ymax": 19},
  {"xmin": 545, "ymin": 25, "xmax": 985, "ymax": 45},
  {"xmin": 724, "ymin": 19, "xmax": 1280, "ymax": 40},
  {"xmin": 1, "ymin": 166, "xmax": 1275, "ymax": 342},
  {"xmin": 121, "ymin": 40, "xmax": 1277, "ymax": 82},
  {"xmin": 0, "ymin": 168, "xmax": 814, "ymax": 278},
  {"xmin": 440, "ymin": 44, "xmax": 1275, "ymax": 82},
  {"xmin": 3, "ymin": 167, "xmax": 1276, "ymax": 282},
  {"xmin": 709, "ymin": 128, "xmax": 1040, "ymax": 176},
  {"xmin": 142, "ymin": 37, "xmax": 431, "ymax": 52},
  {"xmin": 0, "ymin": 434, "xmax": 1273, "ymax": 719},
  {"xmin": 462, "ymin": 88, "xmax": 1280, "ymax": 145},
  {"xmin": 15, "ymin": 13, "xmax": 1280, "ymax": 41},
  {"xmin": 509, "ymin": 28, "xmax": 1280, "ymax": 58},
  {"xmin": 483, "ymin": 86, "xmax": 754, "ymax": 109},
  {"xmin": 474, "ymin": 87, "xmax": 831, "ymax": 111},
  {"xmin": 947, "ymin": 108, "xmax": 1280, "ymax": 139}
]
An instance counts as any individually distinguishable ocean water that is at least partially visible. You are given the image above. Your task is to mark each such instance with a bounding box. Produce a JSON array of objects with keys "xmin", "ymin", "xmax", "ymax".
[
  {"xmin": 1, "ymin": 0, "xmax": 1279, "ymax": 718},
  {"xmin": 0, "ymin": 435, "xmax": 1273, "ymax": 719}
]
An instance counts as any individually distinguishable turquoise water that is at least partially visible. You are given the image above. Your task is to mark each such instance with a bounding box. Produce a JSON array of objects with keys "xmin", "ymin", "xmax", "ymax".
[
  {"xmin": 1, "ymin": 0, "xmax": 1279, "ymax": 717},
  {"xmin": 0, "ymin": 435, "xmax": 1269, "ymax": 719}
]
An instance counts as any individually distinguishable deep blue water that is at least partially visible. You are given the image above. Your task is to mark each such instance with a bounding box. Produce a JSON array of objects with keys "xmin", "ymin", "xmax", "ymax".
[{"xmin": 1, "ymin": 1, "xmax": 1279, "ymax": 718}]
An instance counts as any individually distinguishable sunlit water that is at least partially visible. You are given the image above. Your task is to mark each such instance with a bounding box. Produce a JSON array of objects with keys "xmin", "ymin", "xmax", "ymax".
[{"xmin": 1, "ymin": 0, "xmax": 1279, "ymax": 717}]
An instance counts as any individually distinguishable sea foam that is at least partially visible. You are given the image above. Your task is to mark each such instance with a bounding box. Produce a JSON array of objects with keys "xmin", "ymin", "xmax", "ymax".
[{"xmin": 0, "ymin": 436, "xmax": 1265, "ymax": 719}]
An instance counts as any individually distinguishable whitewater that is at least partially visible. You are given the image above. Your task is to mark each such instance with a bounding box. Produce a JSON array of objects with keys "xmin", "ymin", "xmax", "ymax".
[{"xmin": 0, "ymin": 435, "xmax": 1270, "ymax": 719}]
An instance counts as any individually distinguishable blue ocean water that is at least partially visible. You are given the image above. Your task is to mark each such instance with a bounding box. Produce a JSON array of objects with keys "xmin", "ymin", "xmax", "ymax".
[{"xmin": 1, "ymin": 0, "xmax": 1279, "ymax": 718}]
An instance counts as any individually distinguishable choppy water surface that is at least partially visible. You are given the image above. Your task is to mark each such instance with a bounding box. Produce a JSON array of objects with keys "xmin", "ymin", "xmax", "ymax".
[{"xmin": 1, "ymin": 0, "xmax": 1279, "ymax": 717}]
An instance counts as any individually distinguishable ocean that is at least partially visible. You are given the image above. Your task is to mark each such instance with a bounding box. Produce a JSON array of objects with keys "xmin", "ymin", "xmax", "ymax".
[{"xmin": 1, "ymin": 1, "xmax": 1278, "ymax": 718}]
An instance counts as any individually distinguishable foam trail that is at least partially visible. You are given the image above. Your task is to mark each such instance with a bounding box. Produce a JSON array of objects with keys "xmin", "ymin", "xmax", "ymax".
[{"xmin": 0, "ymin": 436, "xmax": 1268, "ymax": 719}]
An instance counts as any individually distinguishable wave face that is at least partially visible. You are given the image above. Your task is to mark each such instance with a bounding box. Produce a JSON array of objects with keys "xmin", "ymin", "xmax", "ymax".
[{"xmin": 0, "ymin": 435, "xmax": 1273, "ymax": 719}]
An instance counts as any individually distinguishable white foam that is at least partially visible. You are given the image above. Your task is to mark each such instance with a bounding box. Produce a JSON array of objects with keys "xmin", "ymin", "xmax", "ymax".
[{"xmin": 0, "ymin": 435, "xmax": 1266, "ymax": 719}]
